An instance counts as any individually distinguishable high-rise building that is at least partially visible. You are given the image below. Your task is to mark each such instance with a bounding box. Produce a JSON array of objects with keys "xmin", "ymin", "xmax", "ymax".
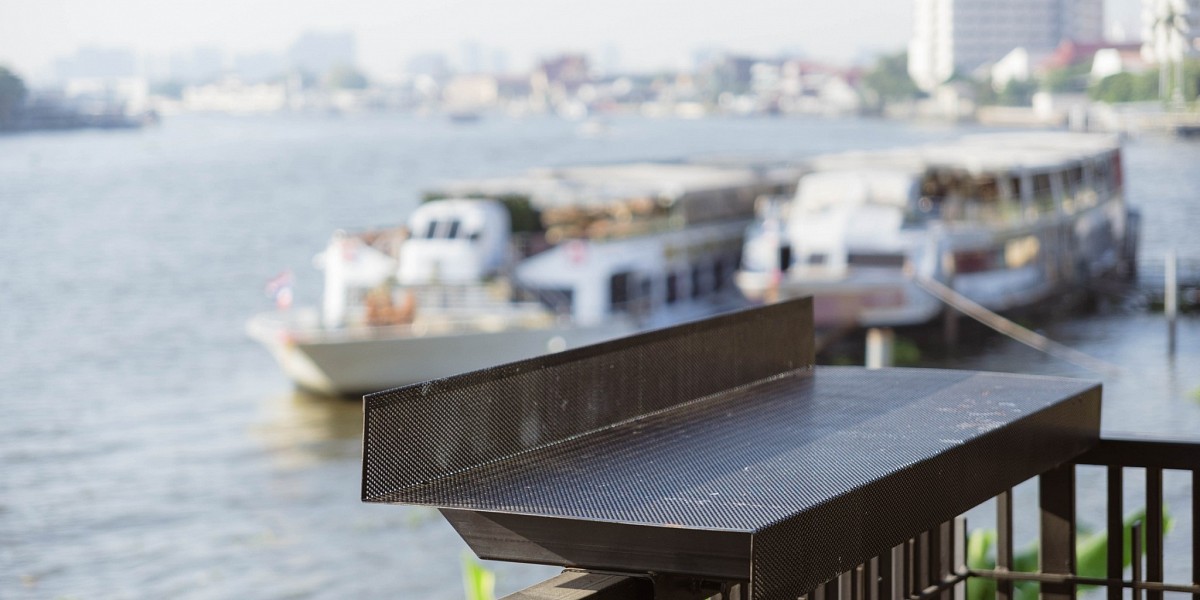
[{"xmin": 908, "ymin": 0, "xmax": 1104, "ymax": 91}]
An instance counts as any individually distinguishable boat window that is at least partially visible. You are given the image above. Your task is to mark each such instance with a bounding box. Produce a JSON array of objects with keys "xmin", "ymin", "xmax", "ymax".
[
  {"xmin": 527, "ymin": 287, "xmax": 573, "ymax": 315},
  {"xmin": 713, "ymin": 260, "xmax": 726, "ymax": 292},
  {"xmin": 425, "ymin": 220, "xmax": 439, "ymax": 239},
  {"xmin": 917, "ymin": 170, "xmax": 1017, "ymax": 224},
  {"xmin": 691, "ymin": 265, "xmax": 706, "ymax": 298},
  {"xmin": 666, "ymin": 272, "xmax": 679, "ymax": 304},
  {"xmin": 1093, "ymin": 158, "xmax": 1110, "ymax": 196},
  {"xmin": 1062, "ymin": 165, "xmax": 1084, "ymax": 214},
  {"xmin": 1079, "ymin": 162, "xmax": 1097, "ymax": 209},
  {"xmin": 1008, "ymin": 175, "xmax": 1025, "ymax": 207},
  {"xmin": 446, "ymin": 220, "xmax": 461, "ymax": 239},
  {"xmin": 469, "ymin": 230, "xmax": 482, "ymax": 242},
  {"xmin": 638, "ymin": 278, "xmax": 653, "ymax": 312},
  {"xmin": 1032, "ymin": 174, "xmax": 1056, "ymax": 215},
  {"xmin": 610, "ymin": 272, "xmax": 631, "ymax": 311},
  {"xmin": 954, "ymin": 248, "xmax": 1005, "ymax": 274}
]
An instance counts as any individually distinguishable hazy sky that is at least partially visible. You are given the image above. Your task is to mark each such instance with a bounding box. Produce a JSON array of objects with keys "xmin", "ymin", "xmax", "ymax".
[{"xmin": 1, "ymin": 0, "xmax": 1143, "ymax": 78}]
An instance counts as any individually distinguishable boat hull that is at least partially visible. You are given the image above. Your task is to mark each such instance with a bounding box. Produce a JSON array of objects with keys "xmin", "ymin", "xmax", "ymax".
[{"xmin": 248, "ymin": 314, "xmax": 637, "ymax": 397}]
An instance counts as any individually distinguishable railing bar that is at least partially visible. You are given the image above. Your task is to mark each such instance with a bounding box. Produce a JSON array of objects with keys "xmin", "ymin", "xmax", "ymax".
[
  {"xmin": 1040, "ymin": 464, "xmax": 1077, "ymax": 600},
  {"xmin": 903, "ymin": 572, "xmax": 970, "ymax": 600},
  {"xmin": 1108, "ymin": 466, "xmax": 1124, "ymax": 600},
  {"xmin": 1146, "ymin": 468, "xmax": 1164, "ymax": 600},
  {"xmin": 815, "ymin": 579, "xmax": 828, "ymax": 600},
  {"xmin": 918, "ymin": 531, "xmax": 931, "ymax": 596},
  {"xmin": 1194, "ymin": 469, "xmax": 1199, "ymax": 600},
  {"xmin": 927, "ymin": 527, "xmax": 940, "ymax": 600},
  {"xmin": 939, "ymin": 521, "xmax": 953, "ymax": 600},
  {"xmin": 830, "ymin": 573, "xmax": 842, "ymax": 600},
  {"xmin": 856, "ymin": 564, "xmax": 866, "ymax": 600},
  {"xmin": 954, "ymin": 517, "xmax": 967, "ymax": 600},
  {"xmin": 1132, "ymin": 521, "xmax": 1143, "ymax": 600},
  {"xmin": 842, "ymin": 569, "xmax": 855, "ymax": 600},
  {"xmin": 997, "ymin": 489, "xmax": 1014, "ymax": 600},
  {"xmin": 968, "ymin": 569, "xmax": 1200, "ymax": 593},
  {"xmin": 866, "ymin": 558, "xmax": 877, "ymax": 600},
  {"xmin": 907, "ymin": 538, "xmax": 917, "ymax": 599},
  {"xmin": 888, "ymin": 543, "xmax": 902, "ymax": 600}
]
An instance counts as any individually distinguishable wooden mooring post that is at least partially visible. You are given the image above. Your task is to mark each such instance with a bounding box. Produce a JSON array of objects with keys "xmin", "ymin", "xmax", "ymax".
[
  {"xmin": 866, "ymin": 327, "xmax": 895, "ymax": 369},
  {"xmin": 1166, "ymin": 249, "xmax": 1178, "ymax": 356}
]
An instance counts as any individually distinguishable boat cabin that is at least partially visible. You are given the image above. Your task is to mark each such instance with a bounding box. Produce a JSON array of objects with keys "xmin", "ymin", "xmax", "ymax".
[{"xmin": 397, "ymin": 199, "xmax": 510, "ymax": 285}]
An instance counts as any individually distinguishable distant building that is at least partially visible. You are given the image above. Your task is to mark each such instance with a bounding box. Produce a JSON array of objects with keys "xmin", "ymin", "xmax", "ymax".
[
  {"xmin": 182, "ymin": 78, "xmax": 288, "ymax": 113},
  {"xmin": 1035, "ymin": 39, "xmax": 1146, "ymax": 80},
  {"xmin": 234, "ymin": 52, "xmax": 286, "ymax": 82},
  {"xmin": 442, "ymin": 75, "xmax": 499, "ymax": 110},
  {"xmin": 406, "ymin": 53, "xmax": 452, "ymax": 82},
  {"xmin": 168, "ymin": 47, "xmax": 225, "ymax": 84},
  {"xmin": 908, "ymin": 0, "xmax": 1105, "ymax": 91},
  {"xmin": 537, "ymin": 54, "xmax": 590, "ymax": 86},
  {"xmin": 288, "ymin": 32, "xmax": 357, "ymax": 76},
  {"xmin": 54, "ymin": 46, "xmax": 138, "ymax": 80}
]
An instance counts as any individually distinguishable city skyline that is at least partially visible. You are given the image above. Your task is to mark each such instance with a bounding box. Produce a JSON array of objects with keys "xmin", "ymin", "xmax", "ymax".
[{"xmin": 1, "ymin": 0, "xmax": 1143, "ymax": 81}]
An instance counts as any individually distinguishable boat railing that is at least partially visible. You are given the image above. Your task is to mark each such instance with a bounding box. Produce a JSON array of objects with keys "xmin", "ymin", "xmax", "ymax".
[{"xmin": 293, "ymin": 308, "xmax": 560, "ymax": 342}]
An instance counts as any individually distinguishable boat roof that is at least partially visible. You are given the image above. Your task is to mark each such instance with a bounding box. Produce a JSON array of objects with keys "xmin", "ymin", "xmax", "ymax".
[
  {"xmin": 435, "ymin": 161, "xmax": 802, "ymax": 210},
  {"xmin": 810, "ymin": 132, "xmax": 1120, "ymax": 176}
]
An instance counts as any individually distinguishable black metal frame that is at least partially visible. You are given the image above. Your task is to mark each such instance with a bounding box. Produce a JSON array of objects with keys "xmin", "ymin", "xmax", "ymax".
[{"xmin": 502, "ymin": 436, "xmax": 1200, "ymax": 600}]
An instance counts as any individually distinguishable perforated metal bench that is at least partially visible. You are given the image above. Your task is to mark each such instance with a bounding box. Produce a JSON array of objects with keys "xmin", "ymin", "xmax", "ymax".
[{"xmin": 362, "ymin": 298, "xmax": 1105, "ymax": 599}]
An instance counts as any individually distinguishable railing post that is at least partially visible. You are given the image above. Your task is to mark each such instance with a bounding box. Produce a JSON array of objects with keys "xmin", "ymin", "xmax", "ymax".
[
  {"xmin": 1166, "ymin": 249, "xmax": 1178, "ymax": 355},
  {"xmin": 1039, "ymin": 464, "xmax": 1076, "ymax": 600},
  {"xmin": 1147, "ymin": 468, "xmax": 1165, "ymax": 600},
  {"xmin": 1193, "ymin": 468, "xmax": 1199, "ymax": 600},
  {"xmin": 1107, "ymin": 466, "xmax": 1124, "ymax": 600},
  {"xmin": 996, "ymin": 489, "xmax": 1014, "ymax": 600}
]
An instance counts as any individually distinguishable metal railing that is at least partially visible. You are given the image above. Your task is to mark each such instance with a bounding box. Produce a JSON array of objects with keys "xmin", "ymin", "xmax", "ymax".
[{"xmin": 503, "ymin": 436, "xmax": 1200, "ymax": 600}]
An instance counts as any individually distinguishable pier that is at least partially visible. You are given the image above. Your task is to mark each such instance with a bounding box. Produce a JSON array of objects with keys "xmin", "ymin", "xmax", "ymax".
[{"xmin": 361, "ymin": 299, "xmax": 1199, "ymax": 599}]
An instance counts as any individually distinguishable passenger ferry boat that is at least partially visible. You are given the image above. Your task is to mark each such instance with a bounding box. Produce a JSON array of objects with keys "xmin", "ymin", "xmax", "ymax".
[
  {"xmin": 248, "ymin": 162, "xmax": 797, "ymax": 396},
  {"xmin": 736, "ymin": 133, "xmax": 1137, "ymax": 328}
]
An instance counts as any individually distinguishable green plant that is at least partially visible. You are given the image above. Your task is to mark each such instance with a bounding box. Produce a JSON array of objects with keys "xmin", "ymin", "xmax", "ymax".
[
  {"xmin": 461, "ymin": 553, "xmax": 496, "ymax": 600},
  {"xmin": 967, "ymin": 507, "xmax": 1173, "ymax": 600},
  {"xmin": 893, "ymin": 337, "xmax": 922, "ymax": 366}
]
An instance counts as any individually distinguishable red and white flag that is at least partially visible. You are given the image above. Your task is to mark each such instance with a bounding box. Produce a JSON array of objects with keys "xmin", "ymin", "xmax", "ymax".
[{"xmin": 265, "ymin": 269, "xmax": 295, "ymax": 310}]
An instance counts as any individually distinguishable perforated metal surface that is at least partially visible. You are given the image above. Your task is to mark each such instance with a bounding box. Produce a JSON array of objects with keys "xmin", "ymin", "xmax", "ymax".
[{"xmin": 361, "ymin": 298, "xmax": 1101, "ymax": 599}]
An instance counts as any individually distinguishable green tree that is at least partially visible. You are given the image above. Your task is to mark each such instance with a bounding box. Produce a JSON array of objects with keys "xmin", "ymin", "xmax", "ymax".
[
  {"xmin": 998, "ymin": 79, "xmax": 1038, "ymax": 106},
  {"xmin": 0, "ymin": 65, "xmax": 28, "ymax": 129},
  {"xmin": 863, "ymin": 51, "xmax": 921, "ymax": 103},
  {"xmin": 1090, "ymin": 72, "xmax": 1137, "ymax": 102},
  {"xmin": 1040, "ymin": 60, "xmax": 1092, "ymax": 94},
  {"xmin": 1089, "ymin": 69, "xmax": 1160, "ymax": 103}
]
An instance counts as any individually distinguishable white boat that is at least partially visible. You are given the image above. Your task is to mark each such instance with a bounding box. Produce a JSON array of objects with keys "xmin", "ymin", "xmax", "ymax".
[
  {"xmin": 736, "ymin": 132, "xmax": 1137, "ymax": 329},
  {"xmin": 248, "ymin": 162, "xmax": 797, "ymax": 396}
]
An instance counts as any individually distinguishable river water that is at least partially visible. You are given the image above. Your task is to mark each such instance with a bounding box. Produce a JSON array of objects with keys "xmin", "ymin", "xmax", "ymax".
[{"xmin": 1, "ymin": 114, "xmax": 1197, "ymax": 599}]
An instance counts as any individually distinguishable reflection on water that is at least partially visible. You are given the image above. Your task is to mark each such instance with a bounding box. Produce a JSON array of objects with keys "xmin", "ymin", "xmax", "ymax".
[{"xmin": 253, "ymin": 391, "xmax": 362, "ymax": 469}]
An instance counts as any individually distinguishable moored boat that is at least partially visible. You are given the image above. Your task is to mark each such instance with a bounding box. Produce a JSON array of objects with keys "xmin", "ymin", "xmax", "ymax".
[
  {"xmin": 248, "ymin": 162, "xmax": 798, "ymax": 396},
  {"xmin": 736, "ymin": 132, "xmax": 1137, "ymax": 329}
]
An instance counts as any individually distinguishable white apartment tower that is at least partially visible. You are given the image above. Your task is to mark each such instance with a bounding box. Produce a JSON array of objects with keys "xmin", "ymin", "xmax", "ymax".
[{"xmin": 908, "ymin": 0, "xmax": 1105, "ymax": 91}]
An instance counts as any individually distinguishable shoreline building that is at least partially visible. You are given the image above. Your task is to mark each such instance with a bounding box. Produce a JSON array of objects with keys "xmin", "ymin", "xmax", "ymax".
[{"xmin": 908, "ymin": 0, "xmax": 1104, "ymax": 91}]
